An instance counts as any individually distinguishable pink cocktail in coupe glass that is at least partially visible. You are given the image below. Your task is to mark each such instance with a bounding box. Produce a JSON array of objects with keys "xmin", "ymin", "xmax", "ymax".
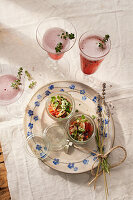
[
  {"xmin": 36, "ymin": 17, "xmax": 77, "ymax": 77},
  {"xmin": 79, "ymin": 32, "xmax": 111, "ymax": 75},
  {"xmin": 0, "ymin": 65, "xmax": 24, "ymax": 106}
]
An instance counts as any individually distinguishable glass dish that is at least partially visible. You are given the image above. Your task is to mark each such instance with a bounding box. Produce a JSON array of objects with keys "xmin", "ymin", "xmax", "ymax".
[
  {"xmin": 43, "ymin": 123, "xmax": 67, "ymax": 151},
  {"xmin": 66, "ymin": 113, "xmax": 96, "ymax": 145},
  {"xmin": 25, "ymin": 134, "xmax": 50, "ymax": 160},
  {"xmin": 46, "ymin": 92, "xmax": 75, "ymax": 122}
]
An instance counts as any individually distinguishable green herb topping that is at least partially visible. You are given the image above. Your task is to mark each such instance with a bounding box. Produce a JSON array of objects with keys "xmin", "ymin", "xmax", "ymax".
[
  {"xmin": 55, "ymin": 42, "xmax": 63, "ymax": 53},
  {"xmin": 98, "ymin": 34, "xmax": 110, "ymax": 49}
]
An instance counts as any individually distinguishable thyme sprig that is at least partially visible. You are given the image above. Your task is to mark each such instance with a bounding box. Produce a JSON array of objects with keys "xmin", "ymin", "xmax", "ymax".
[
  {"xmin": 60, "ymin": 32, "xmax": 75, "ymax": 40},
  {"xmin": 11, "ymin": 67, "xmax": 23, "ymax": 89},
  {"xmin": 55, "ymin": 31, "xmax": 75, "ymax": 53},
  {"xmin": 11, "ymin": 67, "xmax": 37, "ymax": 90},
  {"xmin": 98, "ymin": 34, "xmax": 110, "ymax": 49},
  {"xmin": 29, "ymin": 81, "xmax": 37, "ymax": 89},
  {"xmin": 25, "ymin": 70, "xmax": 32, "ymax": 81},
  {"xmin": 55, "ymin": 42, "xmax": 63, "ymax": 53}
]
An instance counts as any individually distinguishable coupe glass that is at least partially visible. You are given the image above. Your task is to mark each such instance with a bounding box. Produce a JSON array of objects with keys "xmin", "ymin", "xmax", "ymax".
[
  {"xmin": 0, "ymin": 64, "xmax": 24, "ymax": 118},
  {"xmin": 36, "ymin": 17, "xmax": 77, "ymax": 79}
]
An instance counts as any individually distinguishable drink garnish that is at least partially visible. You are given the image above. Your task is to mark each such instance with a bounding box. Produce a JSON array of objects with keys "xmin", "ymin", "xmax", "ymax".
[
  {"xmin": 29, "ymin": 81, "xmax": 37, "ymax": 89},
  {"xmin": 11, "ymin": 67, "xmax": 23, "ymax": 89},
  {"xmin": 60, "ymin": 32, "xmax": 75, "ymax": 40},
  {"xmin": 55, "ymin": 42, "xmax": 63, "ymax": 53},
  {"xmin": 55, "ymin": 32, "xmax": 75, "ymax": 53},
  {"xmin": 11, "ymin": 67, "xmax": 37, "ymax": 89},
  {"xmin": 98, "ymin": 34, "xmax": 110, "ymax": 49}
]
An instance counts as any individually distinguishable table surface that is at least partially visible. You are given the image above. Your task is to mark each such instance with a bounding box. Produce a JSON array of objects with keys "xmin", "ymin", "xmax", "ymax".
[{"xmin": 0, "ymin": 0, "xmax": 133, "ymax": 200}]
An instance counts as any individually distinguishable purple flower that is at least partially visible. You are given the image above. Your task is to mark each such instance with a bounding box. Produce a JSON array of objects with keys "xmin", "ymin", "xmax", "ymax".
[
  {"xmin": 28, "ymin": 110, "xmax": 33, "ymax": 116},
  {"xmin": 98, "ymin": 106, "xmax": 102, "ymax": 112},
  {"xmin": 28, "ymin": 123, "xmax": 33, "ymax": 129},
  {"xmin": 104, "ymin": 133, "xmax": 107, "ymax": 137},
  {"xmin": 93, "ymin": 157, "xmax": 97, "ymax": 161}
]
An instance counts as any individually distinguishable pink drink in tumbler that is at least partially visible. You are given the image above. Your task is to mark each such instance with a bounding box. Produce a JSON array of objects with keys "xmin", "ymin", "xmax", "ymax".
[{"xmin": 79, "ymin": 33, "xmax": 111, "ymax": 74}]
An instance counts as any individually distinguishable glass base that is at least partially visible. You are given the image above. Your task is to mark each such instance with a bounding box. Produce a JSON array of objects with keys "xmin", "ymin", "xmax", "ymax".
[
  {"xmin": 75, "ymin": 68, "xmax": 103, "ymax": 91},
  {"xmin": 44, "ymin": 56, "xmax": 70, "ymax": 80}
]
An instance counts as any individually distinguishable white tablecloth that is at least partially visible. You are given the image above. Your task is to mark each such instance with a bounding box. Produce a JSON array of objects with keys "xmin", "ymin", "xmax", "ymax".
[{"xmin": 0, "ymin": 0, "xmax": 133, "ymax": 199}]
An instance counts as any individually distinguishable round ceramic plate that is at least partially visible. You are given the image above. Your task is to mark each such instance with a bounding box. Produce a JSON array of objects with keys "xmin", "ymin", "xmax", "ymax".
[{"xmin": 24, "ymin": 81, "xmax": 115, "ymax": 174}]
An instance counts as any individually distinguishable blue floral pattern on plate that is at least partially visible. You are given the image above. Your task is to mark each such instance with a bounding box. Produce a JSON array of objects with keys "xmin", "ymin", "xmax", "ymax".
[
  {"xmin": 28, "ymin": 123, "xmax": 33, "ymax": 129},
  {"xmin": 45, "ymin": 90, "xmax": 51, "ymax": 96},
  {"xmin": 74, "ymin": 167, "xmax": 78, "ymax": 171},
  {"xmin": 60, "ymin": 88, "xmax": 64, "ymax": 92},
  {"xmin": 40, "ymin": 152, "xmax": 47, "ymax": 159},
  {"xmin": 92, "ymin": 96, "xmax": 97, "ymax": 103},
  {"xmin": 53, "ymin": 158, "xmax": 59, "ymax": 165},
  {"xmin": 27, "ymin": 131, "xmax": 33, "ymax": 137},
  {"xmin": 34, "ymin": 116, "xmax": 38, "ymax": 121},
  {"xmin": 68, "ymin": 163, "xmax": 74, "ymax": 169},
  {"xmin": 69, "ymin": 84, "xmax": 75, "ymax": 89},
  {"xmin": 83, "ymin": 159, "xmax": 89, "ymax": 165},
  {"xmin": 28, "ymin": 110, "xmax": 33, "ymax": 116},
  {"xmin": 82, "ymin": 96, "xmax": 87, "ymax": 101},
  {"xmin": 35, "ymin": 101, "xmax": 40, "ymax": 107},
  {"xmin": 37, "ymin": 94, "xmax": 42, "ymax": 99},
  {"xmin": 48, "ymin": 84, "xmax": 54, "ymax": 90},
  {"xmin": 80, "ymin": 89, "xmax": 85, "ymax": 94},
  {"xmin": 36, "ymin": 144, "xmax": 42, "ymax": 151}
]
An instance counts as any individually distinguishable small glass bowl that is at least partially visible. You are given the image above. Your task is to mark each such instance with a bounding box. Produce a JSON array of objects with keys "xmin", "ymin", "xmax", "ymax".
[
  {"xmin": 66, "ymin": 113, "xmax": 96, "ymax": 145},
  {"xmin": 25, "ymin": 134, "xmax": 50, "ymax": 160},
  {"xmin": 46, "ymin": 92, "xmax": 75, "ymax": 122},
  {"xmin": 43, "ymin": 123, "xmax": 68, "ymax": 151}
]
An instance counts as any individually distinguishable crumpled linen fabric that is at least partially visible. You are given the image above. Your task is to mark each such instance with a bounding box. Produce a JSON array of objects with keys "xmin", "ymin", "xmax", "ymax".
[{"xmin": 0, "ymin": 0, "xmax": 133, "ymax": 199}]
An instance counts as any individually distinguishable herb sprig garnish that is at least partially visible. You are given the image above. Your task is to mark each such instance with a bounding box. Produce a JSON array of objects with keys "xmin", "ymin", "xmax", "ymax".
[
  {"xmin": 55, "ymin": 42, "xmax": 63, "ymax": 53},
  {"xmin": 98, "ymin": 34, "xmax": 110, "ymax": 49},
  {"xmin": 55, "ymin": 31, "xmax": 75, "ymax": 53},
  {"xmin": 60, "ymin": 32, "xmax": 75, "ymax": 40},
  {"xmin": 11, "ymin": 67, "xmax": 37, "ymax": 90},
  {"xmin": 29, "ymin": 81, "xmax": 37, "ymax": 89},
  {"xmin": 11, "ymin": 67, "xmax": 23, "ymax": 89}
]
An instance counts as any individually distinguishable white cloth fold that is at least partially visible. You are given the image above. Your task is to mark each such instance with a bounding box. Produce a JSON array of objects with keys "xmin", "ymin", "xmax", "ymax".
[{"xmin": 0, "ymin": 0, "xmax": 133, "ymax": 199}]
